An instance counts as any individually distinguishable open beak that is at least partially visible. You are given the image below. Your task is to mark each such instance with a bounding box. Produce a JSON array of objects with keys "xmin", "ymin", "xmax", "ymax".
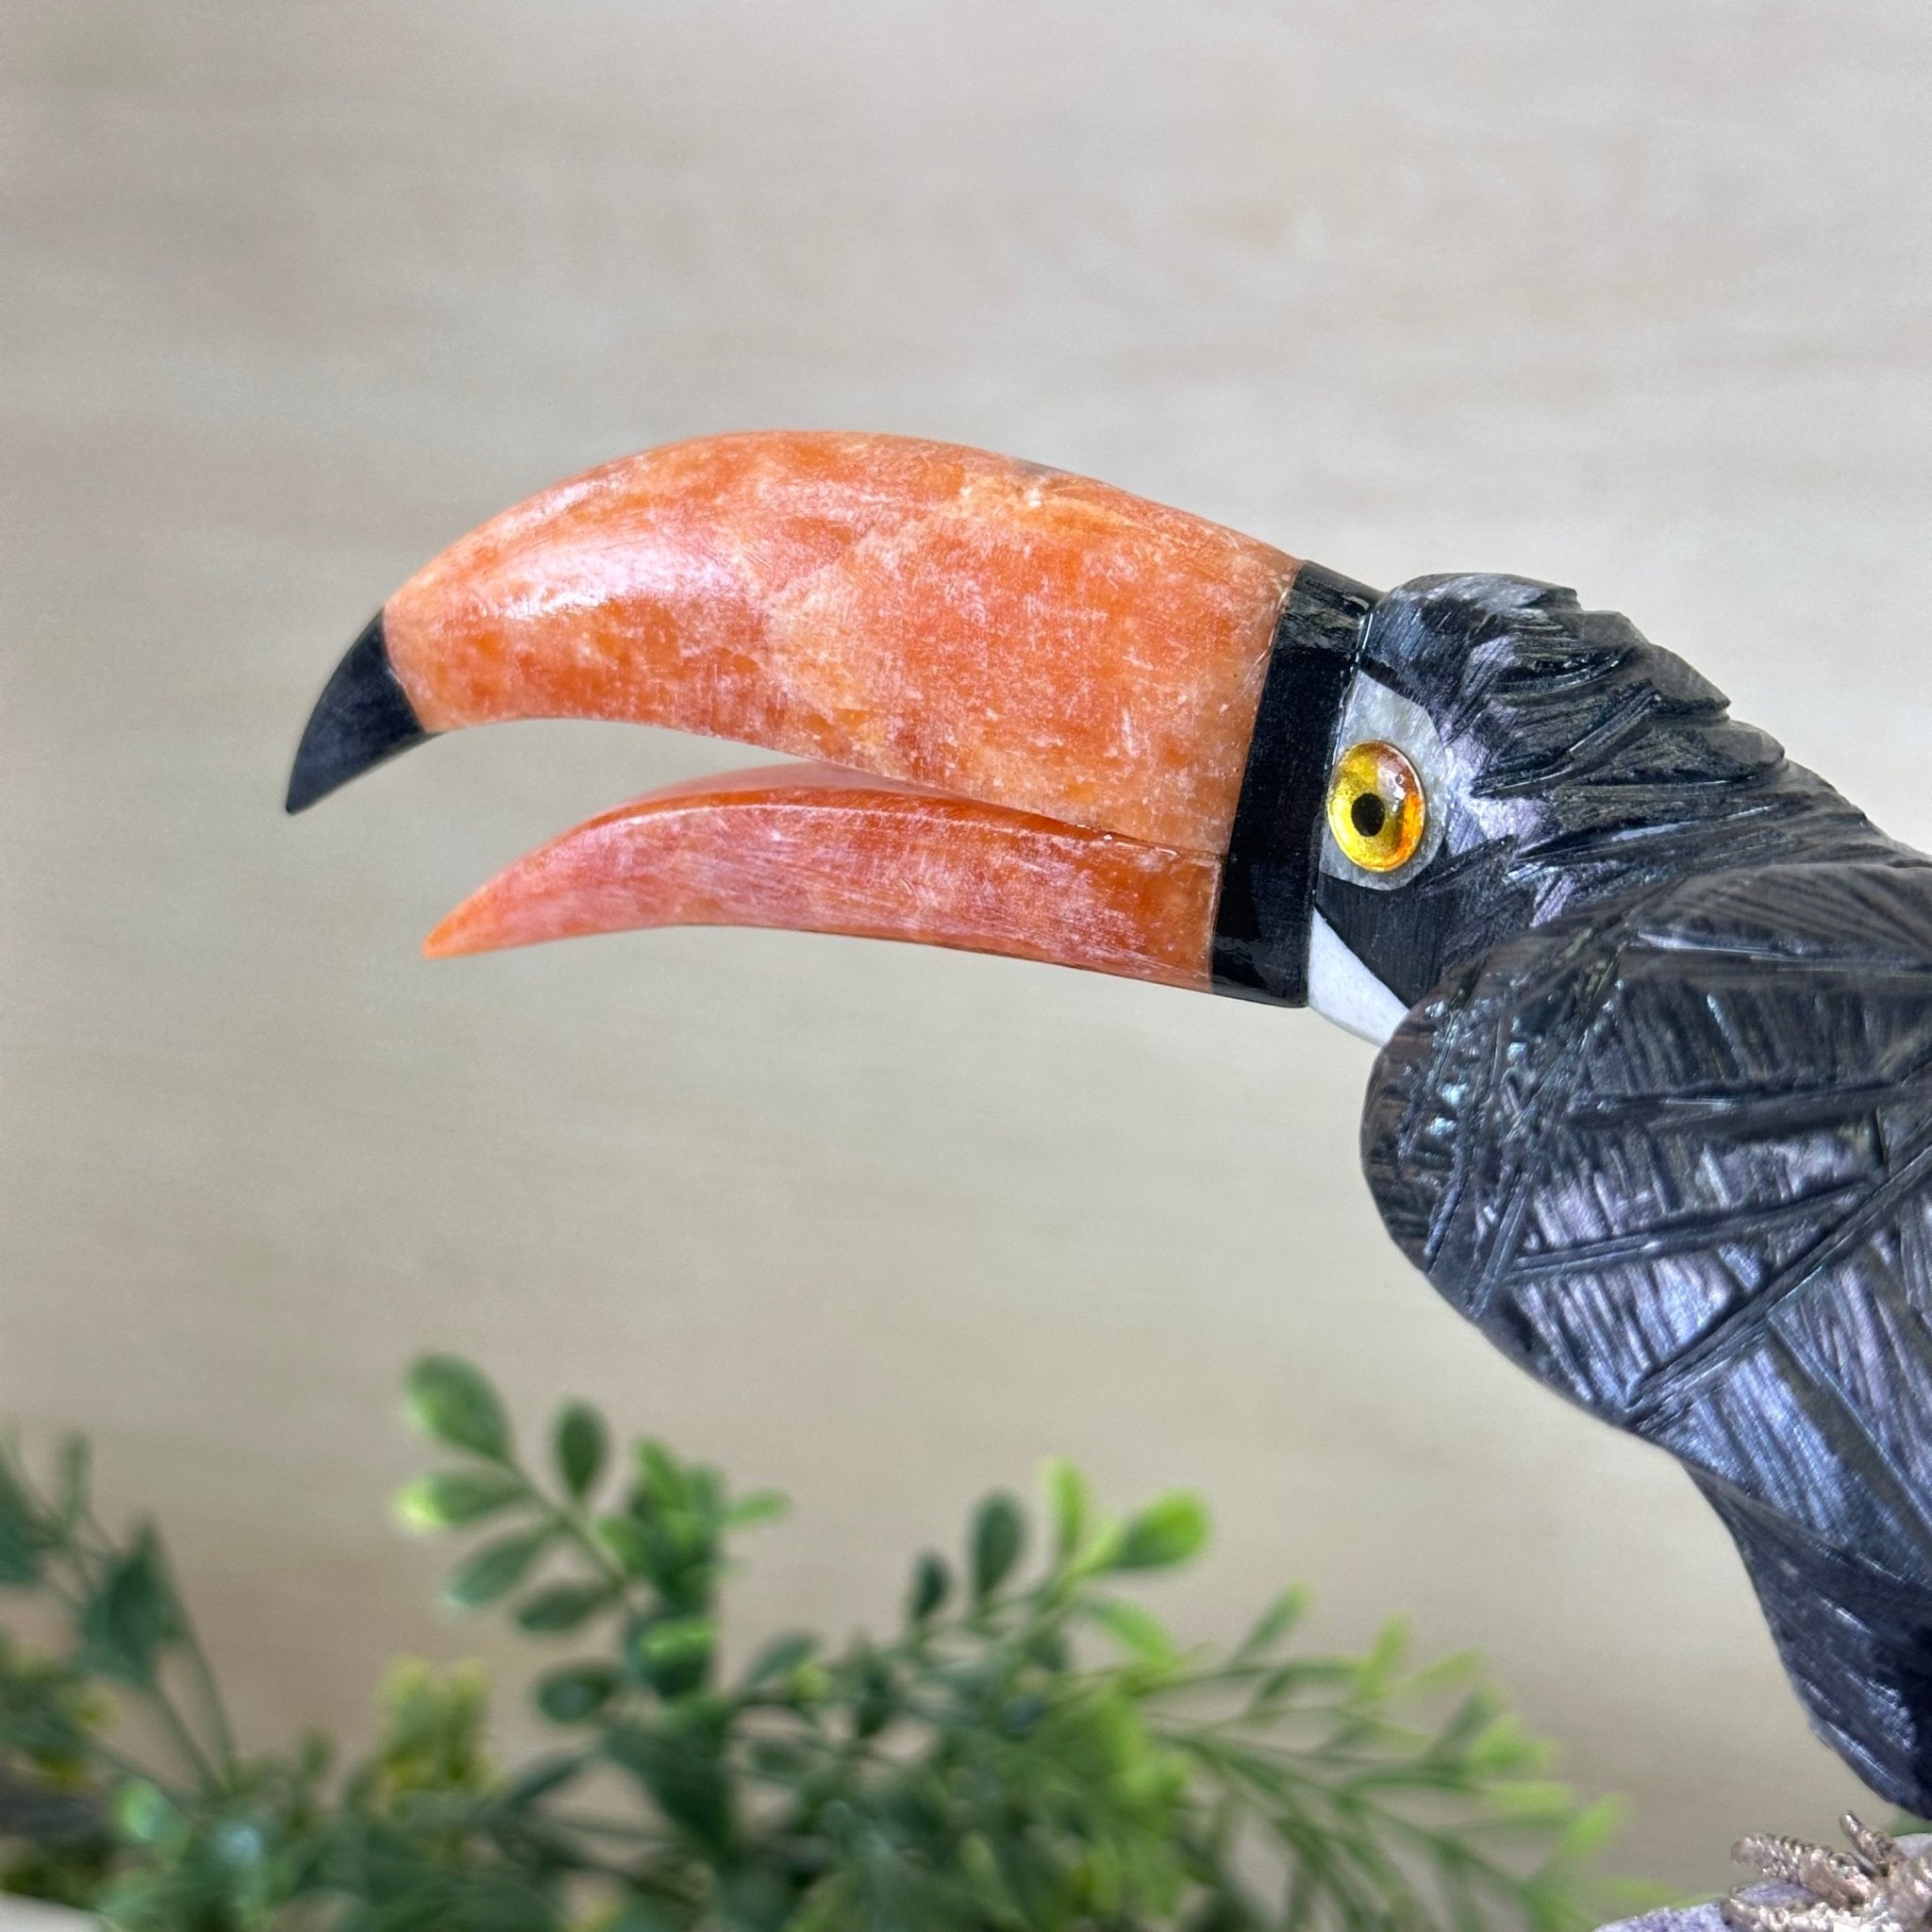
[{"xmin": 288, "ymin": 431, "xmax": 1364, "ymax": 1001}]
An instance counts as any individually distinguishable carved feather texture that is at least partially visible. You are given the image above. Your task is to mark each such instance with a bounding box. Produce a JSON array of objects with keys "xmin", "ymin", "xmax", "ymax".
[{"xmin": 1365, "ymin": 817, "xmax": 1932, "ymax": 1802}]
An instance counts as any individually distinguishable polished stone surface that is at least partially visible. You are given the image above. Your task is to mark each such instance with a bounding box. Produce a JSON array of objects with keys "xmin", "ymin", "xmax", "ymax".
[{"xmin": 4, "ymin": 0, "xmax": 1929, "ymax": 1897}]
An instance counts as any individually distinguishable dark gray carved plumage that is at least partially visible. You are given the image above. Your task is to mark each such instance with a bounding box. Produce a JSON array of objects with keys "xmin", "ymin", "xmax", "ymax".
[{"xmin": 1350, "ymin": 579, "xmax": 1932, "ymax": 1807}]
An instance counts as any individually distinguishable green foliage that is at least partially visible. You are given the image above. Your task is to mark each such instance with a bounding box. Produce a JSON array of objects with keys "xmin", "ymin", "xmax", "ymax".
[
  {"xmin": 0, "ymin": 1364, "xmax": 1663, "ymax": 1932},
  {"xmin": 407, "ymin": 1356, "xmax": 515, "ymax": 1465}
]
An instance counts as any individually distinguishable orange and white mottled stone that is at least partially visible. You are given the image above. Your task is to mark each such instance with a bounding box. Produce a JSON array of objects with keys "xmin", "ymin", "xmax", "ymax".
[
  {"xmin": 424, "ymin": 764, "xmax": 1220, "ymax": 991},
  {"xmin": 385, "ymin": 431, "xmax": 1299, "ymax": 855}
]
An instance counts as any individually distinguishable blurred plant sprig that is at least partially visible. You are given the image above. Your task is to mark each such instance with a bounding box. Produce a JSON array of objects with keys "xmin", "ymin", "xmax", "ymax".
[{"xmin": 0, "ymin": 1357, "xmax": 1662, "ymax": 1931}]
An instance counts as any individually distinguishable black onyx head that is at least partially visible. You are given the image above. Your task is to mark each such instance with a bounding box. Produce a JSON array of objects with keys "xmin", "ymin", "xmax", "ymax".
[{"xmin": 1308, "ymin": 574, "xmax": 1858, "ymax": 1021}]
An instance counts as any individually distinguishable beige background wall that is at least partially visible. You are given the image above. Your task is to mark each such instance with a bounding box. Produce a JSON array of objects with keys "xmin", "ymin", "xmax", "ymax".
[{"xmin": 4, "ymin": 0, "xmax": 1930, "ymax": 1896}]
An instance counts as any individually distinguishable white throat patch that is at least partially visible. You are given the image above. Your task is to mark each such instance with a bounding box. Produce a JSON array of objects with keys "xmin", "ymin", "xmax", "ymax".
[{"xmin": 1307, "ymin": 911, "xmax": 1408, "ymax": 1046}]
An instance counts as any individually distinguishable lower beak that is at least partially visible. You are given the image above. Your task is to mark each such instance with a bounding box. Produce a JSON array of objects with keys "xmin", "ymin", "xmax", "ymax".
[
  {"xmin": 288, "ymin": 432, "xmax": 1361, "ymax": 1001},
  {"xmin": 420, "ymin": 762, "xmax": 1222, "ymax": 989}
]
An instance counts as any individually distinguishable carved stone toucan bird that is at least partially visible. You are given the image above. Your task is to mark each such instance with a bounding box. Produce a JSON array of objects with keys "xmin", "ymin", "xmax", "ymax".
[{"xmin": 289, "ymin": 433, "xmax": 1932, "ymax": 1835}]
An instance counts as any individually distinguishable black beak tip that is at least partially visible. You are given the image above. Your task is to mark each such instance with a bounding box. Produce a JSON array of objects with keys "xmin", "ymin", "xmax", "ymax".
[{"xmin": 285, "ymin": 611, "xmax": 430, "ymax": 814}]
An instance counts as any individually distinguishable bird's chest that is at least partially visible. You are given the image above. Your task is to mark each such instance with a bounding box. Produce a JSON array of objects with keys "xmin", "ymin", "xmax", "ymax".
[{"xmin": 1363, "ymin": 867, "xmax": 1932, "ymax": 1536}]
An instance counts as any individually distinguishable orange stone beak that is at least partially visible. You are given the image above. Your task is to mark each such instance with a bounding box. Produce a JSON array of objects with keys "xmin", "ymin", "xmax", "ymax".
[{"xmin": 289, "ymin": 431, "xmax": 1308, "ymax": 993}]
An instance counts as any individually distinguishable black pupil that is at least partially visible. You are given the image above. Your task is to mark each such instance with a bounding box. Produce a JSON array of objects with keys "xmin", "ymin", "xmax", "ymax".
[{"xmin": 1350, "ymin": 791, "xmax": 1389, "ymax": 840}]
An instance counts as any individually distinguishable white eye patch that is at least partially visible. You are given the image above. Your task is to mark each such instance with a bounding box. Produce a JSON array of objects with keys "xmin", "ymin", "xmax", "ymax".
[{"xmin": 1318, "ymin": 673, "xmax": 1452, "ymax": 891}]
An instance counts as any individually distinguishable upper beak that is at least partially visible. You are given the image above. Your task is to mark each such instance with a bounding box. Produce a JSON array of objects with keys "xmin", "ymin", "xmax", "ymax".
[{"xmin": 288, "ymin": 431, "xmax": 1352, "ymax": 999}]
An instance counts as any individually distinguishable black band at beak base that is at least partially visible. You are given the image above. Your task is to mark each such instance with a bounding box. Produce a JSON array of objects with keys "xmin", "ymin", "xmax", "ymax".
[
  {"xmin": 284, "ymin": 613, "xmax": 430, "ymax": 814},
  {"xmin": 1210, "ymin": 563, "xmax": 1380, "ymax": 1006}
]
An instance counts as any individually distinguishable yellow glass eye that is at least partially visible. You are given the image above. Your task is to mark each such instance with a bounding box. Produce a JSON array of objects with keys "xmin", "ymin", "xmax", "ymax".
[{"xmin": 1326, "ymin": 741, "xmax": 1427, "ymax": 874}]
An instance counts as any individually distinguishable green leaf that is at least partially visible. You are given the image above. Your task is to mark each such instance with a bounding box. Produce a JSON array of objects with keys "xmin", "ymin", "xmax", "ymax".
[
  {"xmin": 605, "ymin": 1720, "xmax": 735, "ymax": 1854},
  {"xmin": 1235, "ymin": 1585, "xmax": 1311, "ymax": 1659},
  {"xmin": 1082, "ymin": 1596, "xmax": 1177, "ymax": 1665},
  {"xmin": 443, "ymin": 1527, "xmax": 552, "ymax": 1610},
  {"xmin": 0, "ymin": 1465, "xmax": 43, "ymax": 1587},
  {"xmin": 1557, "ymin": 1795, "xmax": 1628, "ymax": 1861},
  {"xmin": 295, "ymin": 1727, "xmax": 335, "ymax": 1783},
  {"xmin": 625, "ymin": 1615, "xmax": 715, "ymax": 1697},
  {"xmin": 969, "ymin": 1491, "xmax": 1024, "ymax": 1601},
  {"xmin": 1466, "ymin": 1708, "xmax": 1548, "ymax": 1774},
  {"xmin": 1427, "ymin": 1687, "xmax": 1505, "ymax": 1761},
  {"xmin": 1042, "ymin": 1457, "xmax": 1090, "ymax": 1559},
  {"xmin": 56, "ymin": 1435, "xmax": 92, "ymax": 1533},
  {"xmin": 77, "ymin": 1524, "xmax": 188, "ymax": 1687},
  {"xmin": 853, "ymin": 1649, "xmax": 898, "ymax": 1740},
  {"xmin": 393, "ymin": 1467, "xmax": 528, "ymax": 1533},
  {"xmin": 688, "ymin": 1464, "xmax": 726, "ymax": 1525},
  {"xmin": 908, "ymin": 1551, "xmax": 951, "ymax": 1623},
  {"xmin": 723, "ymin": 1488, "xmax": 789, "ymax": 1529},
  {"xmin": 1484, "ymin": 1777, "xmax": 1585, "ymax": 1825},
  {"xmin": 741, "ymin": 1631, "xmax": 817, "ymax": 1689},
  {"xmin": 1401, "ymin": 1644, "xmax": 1482, "ymax": 1703},
  {"xmin": 501, "ymin": 1750, "xmax": 590, "ymax": 1807},
  {"xmin": 534, "ymin": 1662, "xmax": 619, "ymax": 1724},
  {"xmin": 634, "ymin": 1439, "xmax": 690, "ymax": 1509},
  {"xmin": 405, "ymin": 1355, "xmax": 513, "ymax": 1463},
  {"xmin": 112, "ymin": 1778, "xmax": 183, "ymax": 1850},
  {"xmin": 1354, "ymin": 1612, "xmax": 1410, "ymax": 1693},
  {"xmin": 552, "ymin": 1402, "xmax": 608, "ymax": 1501},
  {"xmin": 1250, "ymin": 1657, "xmax": 1356, "ymax": 1704},
  {"xmin": 515, "ymin": 1580, "xmax": 615, "ymax": 1634},
  {"xmin": 1024, "ymin": 1624, "xmax": 1070, "ymax": 1672},
  {"xmin": 1113, "ymin": 1491, "xmax": 1209, "ymax": 1571},
  {"xmin": 594, "ymin": 1514, "xmax": 652, "ymax": 1577}
]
